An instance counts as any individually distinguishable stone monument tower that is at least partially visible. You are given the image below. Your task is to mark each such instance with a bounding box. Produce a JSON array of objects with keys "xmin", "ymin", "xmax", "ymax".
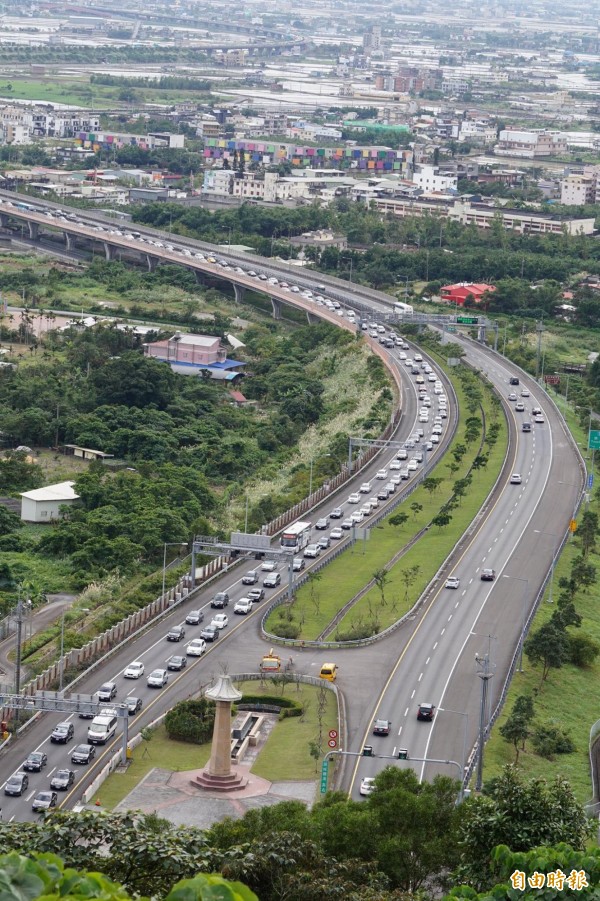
[{"xmin": 192, "ymin": 673, "xmax": 248, "ymax": 792}]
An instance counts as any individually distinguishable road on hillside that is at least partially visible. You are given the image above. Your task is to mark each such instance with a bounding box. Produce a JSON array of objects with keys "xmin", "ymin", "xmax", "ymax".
[
  {"xmin": 349, "ymin": 337, "xmax": 583, "ymax": 798},
  {"xmin": 0, "ymin": 333, "xmax": 458, "ymax": 821}
]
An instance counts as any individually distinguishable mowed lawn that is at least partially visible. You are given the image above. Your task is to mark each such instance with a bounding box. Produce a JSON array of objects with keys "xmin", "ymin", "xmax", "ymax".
[{"xmin": 90, "ymin": 682, "xmax": 338, "ymax": 809}]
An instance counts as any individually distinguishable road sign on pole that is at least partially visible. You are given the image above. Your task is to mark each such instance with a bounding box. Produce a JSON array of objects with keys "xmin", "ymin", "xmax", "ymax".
[
  {"xmin": 328, "ymin": 729, "xmax": 338, "ymax": 740},
  {"xmin": 588, "ymin": 473, "xmax": 594, "ymax": 490},
  {"xmin": 320, "ymin": 758, "xmax": 329, "ymax": 794},
  {"xmin": 456, "ymin": 316, "xmax": 479, "ymax": 325},
  {"xmin": 327, "ymin": 738, "xmax": 337, "ymax": 749},
  {"xmin": 570, "ymin": 519, "xmax": 577, "ymax": 533},
  {"xmin": 589, "ymin": 431, "xmax": 600, "ymax": 450}
]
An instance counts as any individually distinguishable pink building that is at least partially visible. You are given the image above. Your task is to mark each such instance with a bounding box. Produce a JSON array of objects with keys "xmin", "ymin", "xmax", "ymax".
[
  {"xmin": 144, "ymin": 332, "xmax": 245, "ymax": 381},
  {"xmin": 144, "ymin": 333, "xmax": 226, "ymax": 366}
]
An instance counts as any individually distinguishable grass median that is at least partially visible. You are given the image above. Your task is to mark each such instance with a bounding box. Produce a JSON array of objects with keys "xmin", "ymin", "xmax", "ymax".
[
  {"xmin": 266, "ymin": 363, "xmax": 508, "ymax": 641},
  {"xmin": 483, "ymin": 390, "xmax": 599, "ymax": 802},
  {"xmin": 89, "ymin": 682, "xmax": 337, "ymax": 810}
]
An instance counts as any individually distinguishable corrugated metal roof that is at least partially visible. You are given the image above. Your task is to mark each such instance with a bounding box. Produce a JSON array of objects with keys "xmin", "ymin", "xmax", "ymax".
[{"xmin": 20, "ymin": 481, "xmax": 79, "ymax": 502}]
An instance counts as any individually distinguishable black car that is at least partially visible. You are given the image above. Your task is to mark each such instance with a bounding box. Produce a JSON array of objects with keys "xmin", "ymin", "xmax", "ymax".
[
  {"xmin": 200, "ymin": 625, "xmax": 219, "ymax": 642},
  {"xmin": 481, "ymin": 569, "xmax": 496, "ymax": 581},
  {"xmin": 509, "ymin": 377, "xmax": 520, "ymax": 385},
  {"xmin": 247, "ymin": 588, "xmax": 265, "ymax": 602},
  {"xmin": 71, "ymin": 744, "xmax": 96, "ymax": 765},
  {"xmin": 417, "ymin": 702, "xmax": 435, "ymax": 722},
  {"xmin": 4, "ymin": 772, "xmax": 28, "ymax": 796},
  {"xmin": 32, "ymin": 791, "xmax": 58, "ymax": 812},
  {"xmin": 126, "ymin": 696, "xmax": 143, "ymax": 715},
  {"xmin": 211, "ymin": 592, "xmax": 229, "ymax": 609},
  {"xmin": 263, "ymin": 572, "xmax": 281, "ymax": 588},
  {"xmin": 167, "ymin": 625, "xmax": 185, "ymax": 642},
  {"xmin": 185, "ymin": 610, "xmax": 204, "ymax": 625},
  {"xmin": 167, "ymin": 655, "xmax": 187, "ymax": 671},
  {"xmin": 97, "ymin": 682, "xmax": 117, "ymax": 702},
  {"xmin": 50, "ymin": 769, "xmax": 75, "ymax": 791},
  {"xmin": 51, "ymin": 722, "xmax": 74, "ymax": 744},
  {"xmin": 24, "ymin": 752, "xmax": 48, "ymax": 772}
]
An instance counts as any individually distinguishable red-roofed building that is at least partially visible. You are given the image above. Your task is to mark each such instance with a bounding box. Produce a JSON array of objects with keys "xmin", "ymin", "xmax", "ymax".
[{"xmin": 440, "ymin": 282, "xmax": 496, "ymax": 307}]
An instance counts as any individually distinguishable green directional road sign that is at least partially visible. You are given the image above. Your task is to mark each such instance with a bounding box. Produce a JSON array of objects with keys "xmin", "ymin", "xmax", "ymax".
[
  {"xmin": 320, "ymin": 759, "xmax": 329, "ymax": 794},
  {"xmin": 589, "ymin": 430, "xmax": 600, "ymax": 450},
  {"xmin": 456, "ymin": 316, "xmax": 479, "ymax": 324}
]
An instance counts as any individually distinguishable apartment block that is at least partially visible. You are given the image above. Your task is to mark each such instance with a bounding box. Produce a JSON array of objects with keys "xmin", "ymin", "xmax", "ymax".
[{"xmin": 495, "ymin": 128, "xmax": 567, "ymax": 158}]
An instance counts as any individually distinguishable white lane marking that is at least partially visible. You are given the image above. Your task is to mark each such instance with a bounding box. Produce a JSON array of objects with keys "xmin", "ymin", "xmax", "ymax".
[
  {"xmin": 425, "ymin": 657, "xmax": 430, "ymax": 665},
  {"xmin": 26, "ymin": 790, "xmax": 35, "ymax": 801},
  {"xmin": 398, "ymin": 726, "xmax": 403, "ymax": 737},
  {"xmin": 455, "ymin": 601, "xmax": 459, "ymax": 608},
  {"xmin": 393, "ymin": 746, "xmax": 397, "ymax": 756},
  {"xmin": 448, "ymin": 614, "xmax": 453, "ymax": 622},
  {"xmin": 433, "ymin": 641, "xmax": 438, "ymax": 649},
  {"xmin": 47, "ymin": 766, "xmax": 56, "ymax": 777},
  {"xmin": 461, "ymin": 589, "xmax": 466, "ymax": 596},
  {"xmin": 418, "ymin": 672, "xmax": 423, "ymax": 681},
  {"xmin": 441, "ymin": 628, "xmax": 446, "ymax": 635},
  {"xmin": 411, "ymin": 689, "xmax": 416, "ymax": 698},
  {"xmin": 404, "ymin": 707, "xmax": 409, "ymax": 717}
]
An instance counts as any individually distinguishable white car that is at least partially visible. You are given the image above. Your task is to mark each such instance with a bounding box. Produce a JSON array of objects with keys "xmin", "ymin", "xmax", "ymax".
[
  {"xmin": 396, "ymin": 449, "xmax": 408, "ymax": 460},
  {"xmin": 432, "ymin": 425, "xmax": 443, "ymax": 435},
  {"xmin": 368, "ymin": 497, "xmax": 380, "ymax": 509},
  {"xmin": 330, "ymin": 527, "xmax": 343, "ymax": 539},
  {"xmin": 211, "ymin": 614, "xmax": 229, "ymax": 630},
  {"xmin": 186, "ymin": 639, "xmax": 207, "ymax": 656},
  {"xmin": 360, "ymin": 777, "xmax": 376, "ymax": 796},
  {"xmin": 350, "ymin": 510, "xmax": 364, "ymax": 524},
  {"xmin": 534, "ymin": 413, "xmax": 544, "ymax": 423},
  {"xmin": 359, "ymin": 482, "xmax": 371, "ymax": 494},
  {"xmin": 123, "ymin": 661, "xmax": 144, "ymax": 679},
  {"xmin": 419, "ymin": 415, "xmax": 429, "ymax": 423},
  {"xmin": 261, "ymin": 560, "xmax": 277, "ymax": 571},
  {"xmin": 408, "ymin": 459, "xmax": 418, "ymax": 471},
  {"xmin": 234, "ymin": 598, "xmax": 253, "ymax": 615},
  {"xmin": 521, "ymin": 388, "xmax": 530, "ymax": 397},
  {"xmin": 510, "ymin": 473, "xmax": 522, "ymax": 484},
  {"xmin": 304, "ymin": 544, "xmax": 321, "ymax": 558},
  {"xmin": 446, "ymin": 576, "xmax": 460, "ymax": 589},
  {"xmin": 348, "ymin": 492, "xmax": 361, "ymax": 504},
  {"xmin": 431, "ymin": 434, "xmax": 440, "ymax": 444},
  {"xmin": 390, "ymin": 460, "xmax": 402, "ymax": 470},
  {"xmin": 360, "ymin": 504, "xmax": 372, "ymax": 516},
  {"xmin": 147, "ymin": 669, "xmax": 168, "ymax": 688},
  {"xmin": 390, "ymin": 474, "xmax": 401, "ymax": 485},
  {"xmin": 376, "ymin": 469, "xmax": 388, "ymax": 480}
]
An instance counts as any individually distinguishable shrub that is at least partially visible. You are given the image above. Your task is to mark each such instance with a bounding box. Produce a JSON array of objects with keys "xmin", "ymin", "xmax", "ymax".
[
  {"xmin": 568, "ymin": 633, "xmax": 600, "ymax": 667},
  {"xmin": 164, "ymin": 698, "xmax": 216, "ymax": 744},
  {"xmin": 274, "ymin": 621, "xmax": 301, "ymax": 639},
  {"xmin": 238, "ymin": 694, "xmax": 303, "ymax": 718},
  {"xmin": 531, "ymin": 722, "xmax": 575, "ymax": 759}
]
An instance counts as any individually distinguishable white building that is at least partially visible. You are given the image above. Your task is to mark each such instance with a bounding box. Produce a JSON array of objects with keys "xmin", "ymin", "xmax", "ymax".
[
  {"xmin": 459, "ymin": 120, "xmax": 497, "ymax": 145},
  {"xmin": 495, "ymin": 129, "xmax": 568, "ymax": 158},
  {"xmin": 20, "ymin": 481, "xmax": 79, "ymax": 523},
  {"xmin": 413, "ymin": 165, "xmax": 457, "ymax": 193}
]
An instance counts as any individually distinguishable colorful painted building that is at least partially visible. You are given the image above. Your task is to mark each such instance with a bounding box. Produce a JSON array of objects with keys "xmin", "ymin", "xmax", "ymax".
[{"xmin": 203, "ymin": 138, "xmax": 403, "ymax": 171}]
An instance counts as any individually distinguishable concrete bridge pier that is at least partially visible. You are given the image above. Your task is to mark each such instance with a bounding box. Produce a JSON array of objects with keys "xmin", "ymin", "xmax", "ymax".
[
  {"xmin": 194, "ymin": 269, "xmax": 205, "ymax": 285},
  {"xmin": 306, "ymin": 311, "xmax": 320, "ymax": 325},
  {"xmin": 64, "ymin": 231, "xmax": 73, "ymax": 250},
  {"xmin": 145, "ymin": 253, "xmax": 158, "ymax": 272},
  {"xmin": 271, "ymin": 296, "xmax": 282, "ymax": 319},
  {"xmin": 27, "ymin": 221, "xmax": 39, "ymax": 240},
  {"xmin": 233, "ymin": 283, "xmax": 245, "ymax": 304},
  {"xmin": 103, "ymin": 241, "xmax": 115, "ymax": 261},
  {"xmin": 0, "ymin": 213, "xmax": 9, "ymax": 228}
]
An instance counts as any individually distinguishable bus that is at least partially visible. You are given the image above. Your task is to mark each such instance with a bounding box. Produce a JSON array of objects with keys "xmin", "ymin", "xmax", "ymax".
[
  {"xmin": 280, "ymin": 520, "xmax": 312, "ymax": 553},
  {"xmin": 394, "ymin": 301, "xmax": 414, "ymax": 315}
]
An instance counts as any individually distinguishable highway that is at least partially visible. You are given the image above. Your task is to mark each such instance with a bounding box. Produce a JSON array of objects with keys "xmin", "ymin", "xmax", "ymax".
[
  {"xmin": 0, "ymin": 328, "xmax": 459, "ymax": 821},
  {"xmin": 0, "ymin": 190, "xmax": 584, "ymax": 816},
  {"xmin": 350, "ymin": 338, "xmax": 583, "ymax": 797}
]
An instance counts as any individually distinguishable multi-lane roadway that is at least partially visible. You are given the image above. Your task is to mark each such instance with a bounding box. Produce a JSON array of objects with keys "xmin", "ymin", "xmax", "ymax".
[{"xmin": 0, "ymin": 193, "xmax": 585, "ymax": 818}]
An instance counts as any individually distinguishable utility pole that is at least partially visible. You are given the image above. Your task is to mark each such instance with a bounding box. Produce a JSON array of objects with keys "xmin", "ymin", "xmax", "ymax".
[
  {"xmin": 535, "ymin": 320, "xmax": 544, "ymax": 378},
  {"xmin": 475, "ymin": 651, "xmax": 493, "ymax": 791},
  {"xmin": 14, "ymin": 597, "xmax": 26, "ymax": 731}
]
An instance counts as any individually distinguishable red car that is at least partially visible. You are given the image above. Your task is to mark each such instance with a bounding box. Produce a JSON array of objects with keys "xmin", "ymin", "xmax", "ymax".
[{"xmin": 373, "ymin": 718, "xmax": 391, "ymax": 736}]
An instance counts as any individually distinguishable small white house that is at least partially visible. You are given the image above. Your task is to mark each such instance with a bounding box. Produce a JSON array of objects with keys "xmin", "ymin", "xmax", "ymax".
[{"xmin": 20, "ymin": 481, "xmax": 79, "ymax": 523}]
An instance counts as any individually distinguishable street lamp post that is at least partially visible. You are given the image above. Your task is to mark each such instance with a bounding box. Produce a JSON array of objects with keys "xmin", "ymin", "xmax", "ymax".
[
  {"xmin": 59, "ymin": 607, "xmax": 90, "ymax": 692},
  {"xmin": 475, "ymin": 652, "xmax": 493, "ymax": 791},
  {"xmin": 162, "ymin": 542, "xmax": 188, "ymax": 601},
  {"xmin": 502, "ymin": 574, "xmax": 529, "ymax": 672},
  {"xmin": 309, "ymin": 454, "xmax": 332, "ymax": 498}
]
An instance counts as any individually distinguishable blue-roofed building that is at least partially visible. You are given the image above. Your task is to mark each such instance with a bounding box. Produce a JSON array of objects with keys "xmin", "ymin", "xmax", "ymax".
[{"xmin": 143, "ymin": 332, "xmax": 246, "ymax": 380}]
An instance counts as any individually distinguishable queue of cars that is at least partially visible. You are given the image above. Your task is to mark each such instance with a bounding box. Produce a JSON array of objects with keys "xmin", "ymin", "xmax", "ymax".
[{"xmin": 2, "ymin": 329, "xmax": 449, "ymax": 817}]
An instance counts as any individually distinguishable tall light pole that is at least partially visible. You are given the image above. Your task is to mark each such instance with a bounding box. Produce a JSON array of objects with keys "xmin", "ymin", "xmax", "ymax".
[
  {"xmin": 59, "ymin": 606, "xmax": 90, "ymax": 692},
  {"xmin": 13, "ymin": 594, "xmax": 31, "ymax": 730},
  {"xmin": 502, "ymin": 574, "xmax": 529, "ymax": 672},
  {"xmin": 534, "ymin": 529, "xmax": 560, "ymax": 603},
  {"xmin": 309, "ymin": 453, "xmax": 332, "ymax": 498},
  {"xmin": 475, "ymin": 652, "xmax": 493, "ymax": 791},
  {"xmin": 162, "ymin": 542, "xmax": 188, "ymax": 601}
]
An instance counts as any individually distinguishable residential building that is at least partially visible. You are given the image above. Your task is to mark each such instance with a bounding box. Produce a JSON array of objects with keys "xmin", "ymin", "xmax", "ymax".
[
  {"xmin": 560, "ymin": 173, "xmax": 595, "ymax": 205},
  {"xmin": 495, "ymin": 129, "xmax": 567, "ymax": 158},
  {"xmin": 413, "ymin": 165, "xmax": 457, "ymax": 193},
  {"xmin": 20, "ymin": 481, "xmax": 79, "ymax": 523},
  {"xmin": 144, "ymin": 333, "xmax": 246, "ymax": 381},
  {"xmin": 440, "ymin": 282, "xmax": 496, "ymax": 306}
]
